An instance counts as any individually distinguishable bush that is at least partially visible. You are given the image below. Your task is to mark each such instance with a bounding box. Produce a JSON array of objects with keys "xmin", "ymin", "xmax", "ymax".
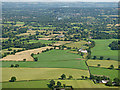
[{"xmin": 10, "ymin": 64, "xmax": 14, "ymax": 67}]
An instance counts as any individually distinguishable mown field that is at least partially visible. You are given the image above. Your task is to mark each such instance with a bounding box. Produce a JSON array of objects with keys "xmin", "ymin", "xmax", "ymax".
[
  {"xmin": 2, "ymin": 68, "xmax": 89, "ymax": 82},
  {"xmin": 1, "ymin": 46, "xmax": 53, "ymax": 61},
  {"xmin": 65, "ymin": 40, "xmax": 87, "ymax": 49},
  {"xmin": 2, "ymin": 80, "xmax": 113, "ymax": 88},
  {"xmin": 1, "ymin": 50, "xmax": 87, "ymax": 69},
  {"xmin": 89, "ymin": 67, "xmax": 119, "ymax": 80},
  {"xmin": 87, "ymin": 59, "xmax": 119, "ymax": 68},
  {"xmin": 91, "ymin": 39, "xmax": 118, "ymax": 60}
]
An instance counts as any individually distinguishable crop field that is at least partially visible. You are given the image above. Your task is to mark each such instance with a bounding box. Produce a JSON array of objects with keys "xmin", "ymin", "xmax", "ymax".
[
  {"xmin": 1, "ymin": 46, "xmax": 53, "ymax": 61},
  {"xmin": 87, "ymin": 59, "xmax": 118, "ymax": 68},
  {"xmin": 91, "ymin": 39, "xmax": 118, "ymax": 60},
  {"xmin": 2, "ymin": 68, "xmax": 89, "ymax": 82},
  {"xmin": 54, "ymin": 41, "xmax": 71, "ymax": 46},
  {"xmin": 89, "ymin": 67, "xmax": 119, "ymax": 80},
  {"xmin": 14, "ymin": 22, "xmax": 25, "ymax": 26},
  {"xmin": 65, "ymin": 41, "xmax": 88, "ymax": 49},
  {"xmin": 1, "ymin": 50, "xmax": 87, "ymax": 69}
]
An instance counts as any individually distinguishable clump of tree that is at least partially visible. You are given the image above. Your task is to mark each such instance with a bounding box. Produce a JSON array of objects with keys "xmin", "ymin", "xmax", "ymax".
[
  {"xmin": 10, "ymin": 64, "xmax": 19, "ymax": 68},
  {"xmin": 109, "ymin": 41, "xmax": 120, "ymax": 50}
]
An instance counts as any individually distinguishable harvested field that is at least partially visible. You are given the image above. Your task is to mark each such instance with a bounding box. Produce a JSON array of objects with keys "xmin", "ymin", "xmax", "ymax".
[
  {"xmin": 0, "ymin": 46, "xmax": 53, "ymax": 61},
  {"xmin": 54, "ymin": 41, "xmax": 71, "ymax": 46},
  {"xmin": 87, "ymin": 59, "xmax": 119, "ymax": 68}
]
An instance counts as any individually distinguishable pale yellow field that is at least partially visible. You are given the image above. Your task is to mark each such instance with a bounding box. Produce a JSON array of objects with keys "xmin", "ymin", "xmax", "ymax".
[
  {"xmin": 2, "ymin": 68, "xmax": 89, "ymax": 82},
  {"xmin": 87, "ymin": 59, "xmax": 119, "ymax": 68},
  {"xmin": 55, "ymin": 80, "xmax": 113, "ymax": 88},
  {"xmin": 38, "ymin": 38, "xmax": 51, "ymax": 40},
  {"xmin": 0, "ymin": 46, "xmax": 53, "ymax": 61},
  {"xmin": 54, "ymin": 41, "xmax": 71, "ymax": 46}
]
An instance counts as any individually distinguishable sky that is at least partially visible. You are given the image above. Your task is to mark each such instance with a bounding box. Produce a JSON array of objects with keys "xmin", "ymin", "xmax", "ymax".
[{"xmin": 1, "ymin": 0, "xmax": 120, "ymax": 2}]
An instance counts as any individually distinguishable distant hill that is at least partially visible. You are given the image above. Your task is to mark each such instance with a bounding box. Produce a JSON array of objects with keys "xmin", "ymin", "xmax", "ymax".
[{"xmin": 2, "ymin": 2, "xmax": 118, "ymax": 8}]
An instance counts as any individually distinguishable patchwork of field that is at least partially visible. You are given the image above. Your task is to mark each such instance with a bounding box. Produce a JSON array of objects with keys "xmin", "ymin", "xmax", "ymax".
[
  {"xmin": 87, "ymin": 59, "xmax": 119, "ymax": 68},
  {"xmin": 91, "ymin": 39, "xmax": 118, "ymax": 60},
  {"xmin": 89, "ymin": 67, "xmax": 119, "ymax": 80},
  {"xmin": 1, "ymin": 46, "xmax": 53, "ymax": 61},
  {"xmin": 2, "ymin": 50, "xmax": 87, "ymax": 69},
  {"xmin": 65, "ymin": 40, "xmax": 88, "ymax": 49},
  {"xmin": 54, "ymin": 41, "xmax": 71, "ymax": 46},
  {"xmin": 2, "ymin": 68, "xmax": 89, "ymax": 82},
  {"xmin": 2, "ymin": 80, "xmax": 114, "ymax": 88}
]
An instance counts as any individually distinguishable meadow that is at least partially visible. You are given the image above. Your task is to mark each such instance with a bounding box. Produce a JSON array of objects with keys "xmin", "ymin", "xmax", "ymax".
[
  {"xmin": 87, "ymin": 59, "xmax": 119, "ymax": 68},
  {"xmin": 91, "ymin": 39, "xmax": 118, "ymax": 60},
  {"xmin": 89, "ymin": 67, "xmax": 119, "ymax": 80},
  {"xmin": 2, "ymin": 68, "xmax": 89, "ymax": 82},
  {"xmin": 29, "ymin": 39, "xmax": 55, "ymax": 44}
]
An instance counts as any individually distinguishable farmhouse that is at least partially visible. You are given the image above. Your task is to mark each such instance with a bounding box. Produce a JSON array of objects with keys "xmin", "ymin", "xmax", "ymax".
[{"xmin": 79, "ymin": 49, "xmax": 87, "ymax": 53}]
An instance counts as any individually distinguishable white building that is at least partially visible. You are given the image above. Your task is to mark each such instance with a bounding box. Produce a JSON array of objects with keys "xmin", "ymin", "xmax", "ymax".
[{"xmin": 79, "ymin": 49, "xmax": 87, "ymax": 53}]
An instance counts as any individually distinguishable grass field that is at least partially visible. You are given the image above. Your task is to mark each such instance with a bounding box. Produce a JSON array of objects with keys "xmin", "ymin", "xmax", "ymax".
[
  {"xmin": 87, "ymin": 59, "xmax": 119, "ymax": 68},
  {"xmin": 89, "ymin": 67, "xmax": 119, "ymax": 80},
  {"xmin": 65, "ymin": 41, "xmax": 88, "ymax": 49},
  {"xmin": 2, "ymin": 68, "xmax": 89, "ymax": 82},
  {"xmin": 1, "ymin": 50, "xmax": 87, "ymax": 69},
  {"xmin": 2, "ymin": 80, "xmax": 114, "ymax": 88},
  {"xmin": 91, "ymin": 39, "xmax": 118, "ymax": 60}
]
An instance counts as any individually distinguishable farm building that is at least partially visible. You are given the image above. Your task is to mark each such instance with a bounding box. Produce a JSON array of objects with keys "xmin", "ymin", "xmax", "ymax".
[{"xmin": 79, "ymin": 49, "xmax": 87, "ymax": 53}]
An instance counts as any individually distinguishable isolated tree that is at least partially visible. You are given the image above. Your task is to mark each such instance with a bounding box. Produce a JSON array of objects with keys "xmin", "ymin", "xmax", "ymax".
[
  {"xmin": 34, "ymin": 57, "xmax": 38, "ymax": 62},
  {"xmin": 10, "ymin": 76, "xmax": 16, "ymax": 82},
  {"xmin": 23, "ymin": 59, "xmax": 26, "ymax": 62},
  {"xmin": 107, "ymin": 58, "xmax": 110, "ymax": 60},
  {"xmin": 85, "ymin": 76, "xmax": 88, "ymax": 79},
  {"xmin": 61, "ymin": 74, "xmax": 66, "ymax": 80},
  {"xmin": 10, "ymin": 64, "xmax": 14, "ymax": 67},
  {"xmin": 109, "ymin": 65, "xmax": 114, "ymax": 69},
  {"xmin": 31, "ymin": 53, "xmax": 34, "ymax": 57},
  {"xmin": 97, "ymin": 64, "xmax": 101, "ymax": 67}
]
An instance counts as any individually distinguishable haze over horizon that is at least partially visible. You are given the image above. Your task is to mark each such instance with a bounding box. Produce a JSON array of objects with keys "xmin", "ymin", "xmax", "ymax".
[{"xmin": 1, "ymin": 0, "xmax": 119, "ymax": 2}]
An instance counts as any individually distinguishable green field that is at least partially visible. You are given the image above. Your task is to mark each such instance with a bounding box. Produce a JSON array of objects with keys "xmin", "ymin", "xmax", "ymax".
[
  {"xmin": 1, "ymin": 50, "xmax": 87, "ymax": 69},
  {"xmin": 2, "ymin": 68, "xmax": 89, "ymax": 82},
  {"xmin": 91, "ymin": 39, "xmax": 118, "ymax": 60},
  {"xmin": 89, "ymin": 67, "xmax": 119, "ymax": 80},
  {"xmin": 29, "ymin": 40, "xmax": 55, "ymax": 44},
  {"xmin": 87, "ymin": 59, "xmax": 118, "ymax": 68},
  {"xmin": 2, "ymin": 80, "xmax": 113, "ymax": 88}
]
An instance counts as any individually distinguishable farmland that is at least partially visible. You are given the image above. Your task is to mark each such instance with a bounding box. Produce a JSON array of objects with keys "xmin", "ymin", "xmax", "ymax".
[
  {"xmin": 1, "ymin": 50, "xmax": 87, "ymax": 70},
  {"xmin": 91, "ymin": 39, "xmax": 118, "ymax": 60},
  {"xmin": 65, "ymin": 40, "xmax": 88, "ymax": 49},
  {"xmin": 2, "ymin": 80, "xmax": 113, "ymax": 88},
  {"xmin": 2, "ymin": 68, "xmax": 89, "ymax": 82},
  {"xmin": 87, "ymin": 59, "xmax": 119, "ymax": 68},
  {"xmin": 1, "ymin": 46, "xmax": 53, "ymax": 61},
  {"xmin": 89, "ymin": 67, "xmax": 119, "ymax": 80}
]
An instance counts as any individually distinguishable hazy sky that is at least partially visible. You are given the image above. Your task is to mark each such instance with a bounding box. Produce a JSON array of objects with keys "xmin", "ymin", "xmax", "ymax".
[{"xmin": 1, "ymin": 0, "xmax": 119, "ymax": 2}]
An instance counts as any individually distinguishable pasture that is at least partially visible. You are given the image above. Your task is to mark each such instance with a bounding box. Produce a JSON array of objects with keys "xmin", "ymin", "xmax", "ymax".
[
  {"xmin": 91, "ymin": 39, "xmax": 118, "ymax": 60},
  {"xmin": 89, "ymin": 67, "xmax": 119, "ymax": 80},
  {"xmin": 87, "ymin": 59, "xmax": 118, "ymax": 68},
  {"xmin": 2, "ymin": 68, "xmax": 89, "ymax": 82}
]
